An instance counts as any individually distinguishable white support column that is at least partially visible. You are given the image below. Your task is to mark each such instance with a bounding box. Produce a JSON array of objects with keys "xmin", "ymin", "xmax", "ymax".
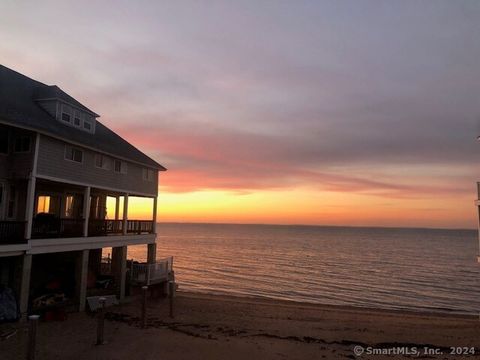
[
  {"xmin": 19, "ymin": 254, "xmax": 32, "ymax": 319},
  {"xmin": 122, "ymin": 194, "xmax": 128, "ymax": 235},
  {"xmin": 24, "ymin": 177, "xmax": 36, "ymax": 239},
  {"xmin": 83, "ymin": 186, "xmax": 91, "ymax": 237},
  {"xmin": 112, "ymin": 246, "xmax": 127, "ymax": 301},
  {"xmin": 152, "ymin": 196, "xmax": 158, "ymax": 234},
  {"xmin": 115, "ymin": 196, "xmax": 120, "ymax": 220},
  {"xmin": 75, "ymin": 249, "xmax": 89, "ymax": 312},
  {"xmin": 25, "ymin": 133, "xmax": 40, "ymax": 240}
]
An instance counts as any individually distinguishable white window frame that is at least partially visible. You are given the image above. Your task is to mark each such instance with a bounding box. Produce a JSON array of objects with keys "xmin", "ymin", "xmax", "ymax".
[
  {"xmin": 61, "ymin": 104, "xmax": 72, "ymax": 123},
  {"xmin": 95, "ymin": 154, "xmax": 111, "ymax": 170},
  {"xmin": 114, "ymin": 159, "xmax": 127, "ymax": 174},
  {"xmin": 83, "ymin": 114, "xmax": 94, "ymax": 133},
  {"xmin": 73, "ymin": 110, "xmax": 82, "ymax": 127},
  {"xmin": 64, "ymin": 145, "xmax": 84, "ymax": 164}
]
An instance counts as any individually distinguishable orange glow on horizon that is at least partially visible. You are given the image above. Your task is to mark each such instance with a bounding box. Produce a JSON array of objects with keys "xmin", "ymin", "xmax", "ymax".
[{"xmin": 120, "ymin": 188, "xmax": 475, "ymax": 229}]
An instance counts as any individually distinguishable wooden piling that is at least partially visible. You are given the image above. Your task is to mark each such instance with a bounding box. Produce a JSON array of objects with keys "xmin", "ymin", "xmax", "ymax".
[
  {"xmin": 169, "ymin": 281, "xmax": 174, "ymax": 318},
  {"xmin": 96, "ymin": 297, "xmax": 106, "ymax": 345},
  {"xmin": 141, "ymin": 286, "xmax": 148, "ymax": 328},
  {"xmin": 27, "ymin": 315, "xmax": 40, "ymax": 360}
]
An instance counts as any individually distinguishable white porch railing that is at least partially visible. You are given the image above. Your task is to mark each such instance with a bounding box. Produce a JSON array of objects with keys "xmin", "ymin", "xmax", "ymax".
[{"xmin": 131, "ymin": 256, "xmax": 173, "ymax": 286}]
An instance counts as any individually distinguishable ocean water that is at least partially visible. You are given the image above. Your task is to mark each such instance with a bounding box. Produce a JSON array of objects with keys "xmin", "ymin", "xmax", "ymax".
[{"xmin": 127, "ymin": 223, "xmax": 480, "ymax": 315}]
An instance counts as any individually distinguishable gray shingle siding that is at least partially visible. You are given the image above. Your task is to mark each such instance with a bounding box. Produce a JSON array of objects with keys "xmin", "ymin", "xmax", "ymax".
[{"xmin": 37, "ymin": 135, "xmax": 158, "ymax": 196}]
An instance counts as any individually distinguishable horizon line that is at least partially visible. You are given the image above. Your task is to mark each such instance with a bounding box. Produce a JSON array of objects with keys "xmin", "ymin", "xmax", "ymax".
[{"xmin": 156, "ymin": 221, "xmax": 476, "ymax": 232}]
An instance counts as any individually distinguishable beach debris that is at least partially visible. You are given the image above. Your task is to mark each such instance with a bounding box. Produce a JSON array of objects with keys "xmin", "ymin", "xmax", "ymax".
[
  {"xmin": 87, "ymin": 295, "xmax": 118, "ymax": 312},
  {"xmin": 0, "ymin": 328, "xmax": 17, "ymax": 341}
]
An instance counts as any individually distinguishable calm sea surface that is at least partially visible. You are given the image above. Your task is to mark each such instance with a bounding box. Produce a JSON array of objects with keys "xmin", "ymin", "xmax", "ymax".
[{"xmin": 127, "ymin": 223, "xmax": 480, "ymax": 315}]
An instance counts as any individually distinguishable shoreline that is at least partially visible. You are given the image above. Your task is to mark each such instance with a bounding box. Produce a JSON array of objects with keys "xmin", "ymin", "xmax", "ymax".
[
  {"xmin": 2, "ymin": 290, "xmax": 478, "ymax": 359},
  {"xmin": 175, "ymin": 290, "xmax": 479, "ymax": 320}
]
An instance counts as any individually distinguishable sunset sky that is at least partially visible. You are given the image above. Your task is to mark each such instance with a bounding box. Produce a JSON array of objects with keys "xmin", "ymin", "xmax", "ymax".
[{"xmin": 1, "ymin": 1, "xmax": 479, "ymax": 228}]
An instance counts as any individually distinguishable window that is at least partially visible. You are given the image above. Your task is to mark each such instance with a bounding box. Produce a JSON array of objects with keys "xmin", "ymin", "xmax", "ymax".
[
  {"xmin": 83, "ymin": 120, "xmax": 92, "ymax": 131},
  {"xmin": 95, "ymin": 154, "xmax": 111, "ymax": 170},
  {"xmin": 37, "ymin": 195, "xmax": 51, "ymax": 214},
  {"xmin": 65, "ymin": 145, "xmax": 83, "ymax": 163},
  {"xmin": 0, "ymin": 130, "xmax": 8, "ymax": 154},
  {"xmin": 7, "ymin": 185, "xmax": 16, "ymax": 218},
  {"xmin": 142, "ymin": 168, "xmax": 155, "ymax": 182},
  {"xmin": 62, "ymin": 112, "xmax": 71, "ymax": 122},
  {"xmin": 64, "ymin": 195, "xmax": 74, "ymax": 218},
  {"xmin": 0, "ymin": 184, "xmax": 3, "ymax": 214},
  {"xmin": 61, "ymin": 104, "xmax": 71, "ymax": 123},
  {"xmin": 14, "ymin": 136, "xmax": 31, "ymax": 153},
  {"xmin": 74, "ymin": 110, "xmax": 82, "ymax": 126},
  {"xmin": 114, "ymin": 160, "xmax": 127, "ymax": 174}
]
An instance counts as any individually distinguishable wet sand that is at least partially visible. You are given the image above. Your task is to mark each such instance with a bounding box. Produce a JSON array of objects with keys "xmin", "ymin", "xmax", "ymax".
[{"xmin": 1, "ymin": 291, "xmax": 479, "ymax": 359}]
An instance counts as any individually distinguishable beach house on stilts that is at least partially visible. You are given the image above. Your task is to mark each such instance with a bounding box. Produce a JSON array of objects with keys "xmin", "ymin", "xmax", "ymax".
[{"xmin": 0, "ymin": 65, "xmax": 169, "ymax": 320}]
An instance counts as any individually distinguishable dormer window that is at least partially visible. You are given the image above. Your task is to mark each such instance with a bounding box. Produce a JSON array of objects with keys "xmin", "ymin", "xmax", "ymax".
[
  {"xmin": 83, "ymin": 114, "xmax": 94, "ymax": 131},
  {"xmin": 61, "ymin": 104, "xmax": 71, "ymax": 123},
  {"xmin": 56, "ymin": 103, "xmax": 95, "ymax": 134},
  {"xmin": 73, "ymin": 110, "xmax": 82, "ymax": 127}
]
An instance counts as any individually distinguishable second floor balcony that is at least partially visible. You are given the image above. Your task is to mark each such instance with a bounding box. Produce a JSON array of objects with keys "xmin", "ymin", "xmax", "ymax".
[
  {"xmin": 0, "ymin": 218, "xmax": 155, "ymax": 244},
  {"xmin": 0, "ymin": 177, "xmax": 157, "ymax": 245}
]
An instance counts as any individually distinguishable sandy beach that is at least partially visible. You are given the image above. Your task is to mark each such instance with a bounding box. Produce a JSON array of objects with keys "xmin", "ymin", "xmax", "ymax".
[{"xmin": 1, "ymin": 291, "xmax": 478, "ymax": 359}]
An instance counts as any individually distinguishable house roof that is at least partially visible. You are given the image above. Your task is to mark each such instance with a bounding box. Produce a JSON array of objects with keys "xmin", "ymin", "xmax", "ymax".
[
  {"xmin": 0, "ymin": 65, "xmax": 166, "ymax": 170},
  {"xmin": 34, "ymin": 84, "xmax": 100, "ymax": 117}
]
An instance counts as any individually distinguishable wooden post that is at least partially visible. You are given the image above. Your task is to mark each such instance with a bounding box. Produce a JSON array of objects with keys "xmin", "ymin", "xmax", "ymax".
[
  {"xmin": 169, "ymin": 281, "xmax": 174, "ymax": 318},
  {"xmin": 82, "ymin": 186, "xmax": 90, "ymax": 237},
  {"xmin": 112, "ymin": 246, "xmax": 127, "ymax": 301},
  {"xmin": 147, "ymin": 243, "xmax": 157, "ymax": 264},
  {"xmin": 115, "ymin": 196, "xmax": 120, "ymax": 220},
  {"xmin": 27, "ymin": 315, "xmax": 40, "ymax": 360},
  {"xmin": 75, "ymin": 249, "xmax": 89, "ymax": 312},
  {"xmin": 25, "ymin": 133, "xmax": 40, "ymax": 240},
  {"xmin": 19, "ymin": 255, "xmax": 32, "ymax": 320},
  {"xmin": 141, "ymin": 286, "xmax": 148, "ymax": 328},
  {"xmin": 96, "ymin": 297, "xmax": 106, "ymax": 345},
  {"xmin": 24, "ymin": 177, "xmax": 36, "ymax": 240},
  {"xmin": 122, "ymin": 194, "xmax": 129, "ymax": 235},
  {"xmin": 152, "ymin": 196, "xmax": 157, "ymax": 234}
]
